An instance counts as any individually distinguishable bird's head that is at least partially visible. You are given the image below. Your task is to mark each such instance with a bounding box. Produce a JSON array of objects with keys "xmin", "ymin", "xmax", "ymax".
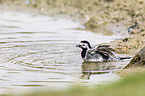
[{"xmin": 76, "ymin": 40, "xmax": 91, "ymax": 50}]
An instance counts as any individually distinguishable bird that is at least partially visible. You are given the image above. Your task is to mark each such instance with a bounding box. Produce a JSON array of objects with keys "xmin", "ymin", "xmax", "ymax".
[
  {"xmin": 128, "ymin": 21, "xmax": 138, "ymax": 33},
  {"xmin": 76, "ymin": 40, "xmax": 131, "ymax": 62}
]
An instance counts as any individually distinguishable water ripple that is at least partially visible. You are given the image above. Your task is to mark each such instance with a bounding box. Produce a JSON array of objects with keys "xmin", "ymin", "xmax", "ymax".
[{"xmin": 0, "ymin": 12, "xmax": 130, "ymax": 94}]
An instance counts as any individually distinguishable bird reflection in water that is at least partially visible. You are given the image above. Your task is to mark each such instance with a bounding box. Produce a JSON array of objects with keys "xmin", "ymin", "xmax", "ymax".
[{"xmin": 81, "ymin": 61, "xmax": 122, "ymax": 80}]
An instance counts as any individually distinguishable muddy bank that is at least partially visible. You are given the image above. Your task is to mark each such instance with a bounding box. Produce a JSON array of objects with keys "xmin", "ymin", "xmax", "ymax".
[
  {"xmin": 0, "ymin": 0, "xmax": 145, "ymax": 55},
  {"xmin": 125, "ymin": 46, "xmax": 145, "ymax": 68},
  {"xmin": 111, "ymin": 32, "xmax": 145, "ymax": 55}
]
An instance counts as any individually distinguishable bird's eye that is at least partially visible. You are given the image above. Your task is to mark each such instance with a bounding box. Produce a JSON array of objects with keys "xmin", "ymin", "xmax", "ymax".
[{"xmin": 83, "ymin": 44, "xmax": 85, "ymax": 46}]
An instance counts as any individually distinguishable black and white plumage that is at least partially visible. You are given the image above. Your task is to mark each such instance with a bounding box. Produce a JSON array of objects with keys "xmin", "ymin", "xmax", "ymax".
[
  {"xmin": 128, "ymin": 22, "xmax": 138, "ymax": 33},
  {"xmin": 76, "ymin": 40, "xmax": 131, "ymax": 62}
]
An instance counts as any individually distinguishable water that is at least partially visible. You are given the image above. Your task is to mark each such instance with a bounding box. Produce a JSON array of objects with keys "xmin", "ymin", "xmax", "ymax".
[{"xmin": 0, "ymin": 12, "xmax": 130, "ymax": 95}]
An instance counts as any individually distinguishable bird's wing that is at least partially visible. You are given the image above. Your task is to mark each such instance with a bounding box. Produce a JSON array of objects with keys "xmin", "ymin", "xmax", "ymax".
[
  {"xmin": 97, "ymin": 44, "xmax": 115, "ymax": 52},
  {"xmin": 96, "ymin": 45, "xmax": 116, "ymax": 58}
]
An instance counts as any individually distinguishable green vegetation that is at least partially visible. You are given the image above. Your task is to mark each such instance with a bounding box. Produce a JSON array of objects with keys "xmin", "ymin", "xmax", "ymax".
[{"xmin": 7, "ymin": 70, "xmax": 145, "ymax": 96}]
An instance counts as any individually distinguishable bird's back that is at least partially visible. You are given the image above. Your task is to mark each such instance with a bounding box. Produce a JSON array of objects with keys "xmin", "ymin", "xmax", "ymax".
[{"xmin": 86, "ymin": 44, "xmax": 117, "ymax": 62}]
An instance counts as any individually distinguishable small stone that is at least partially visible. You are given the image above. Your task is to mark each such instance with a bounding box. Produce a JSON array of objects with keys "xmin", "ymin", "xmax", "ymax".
[{"xmin": 125, "ymin": 46, "xmax": 145, "ymax": 68}]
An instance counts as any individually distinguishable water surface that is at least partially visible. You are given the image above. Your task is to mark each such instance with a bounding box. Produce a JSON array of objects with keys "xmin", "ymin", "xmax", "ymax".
[{"xmin": 0, "ymin": 12, "xmax": 130, "ymax": 94}]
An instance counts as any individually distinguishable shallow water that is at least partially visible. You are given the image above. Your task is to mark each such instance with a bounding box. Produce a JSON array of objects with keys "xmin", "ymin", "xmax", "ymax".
[{"xmin": 0, "ymin": 12, "xmax": 130, "ymax": 95}]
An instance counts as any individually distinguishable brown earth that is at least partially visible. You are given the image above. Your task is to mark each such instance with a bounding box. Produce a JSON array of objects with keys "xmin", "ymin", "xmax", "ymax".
[{"xmin": 125, "ymin": 46, "xmax": 145, "ymax": 68}]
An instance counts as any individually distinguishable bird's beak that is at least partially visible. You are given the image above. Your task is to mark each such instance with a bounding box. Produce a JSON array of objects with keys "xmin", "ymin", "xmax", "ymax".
[{"xmin": 76, "ymin": 44, "xmax": 81, "ymax": 47}]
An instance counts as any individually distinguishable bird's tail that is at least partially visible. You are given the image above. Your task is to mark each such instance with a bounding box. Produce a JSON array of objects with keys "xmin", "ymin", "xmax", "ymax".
[{"xmin": 119, "ymin": 56, "xmax": 132, "ymax": 60}]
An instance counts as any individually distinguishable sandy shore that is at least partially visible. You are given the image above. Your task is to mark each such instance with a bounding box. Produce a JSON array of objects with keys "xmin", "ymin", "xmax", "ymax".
[{"xmin": 0, "ymin": 0, "xmax": 145, "ymax": 55}]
